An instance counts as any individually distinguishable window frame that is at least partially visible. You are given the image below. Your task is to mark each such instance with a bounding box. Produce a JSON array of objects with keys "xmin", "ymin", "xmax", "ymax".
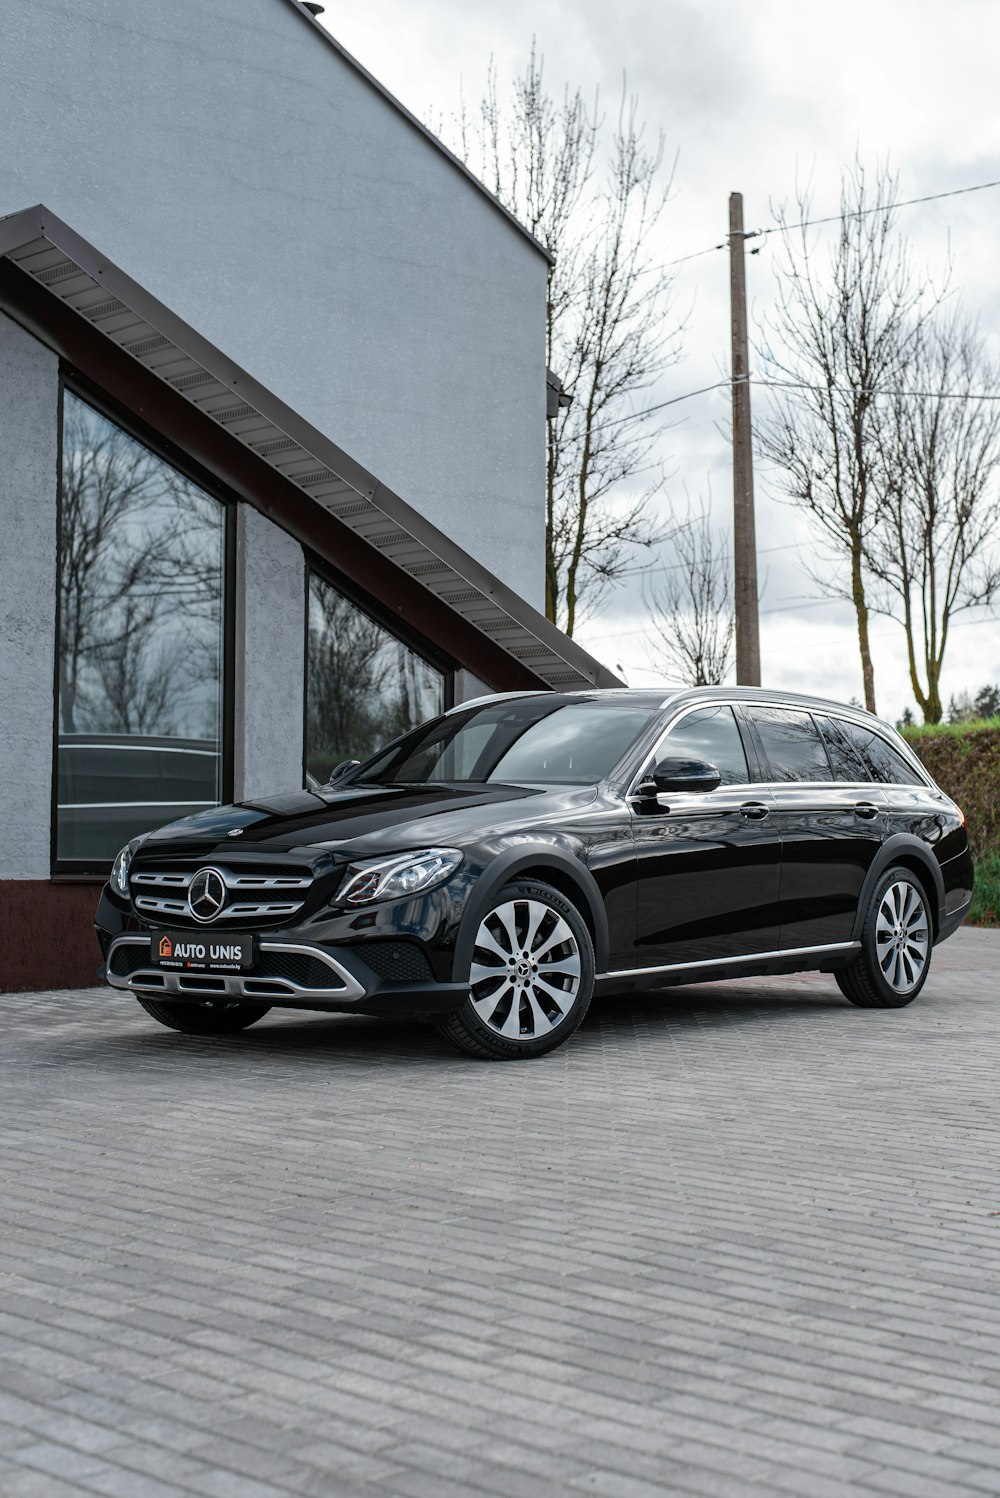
[
  {"xmin": 51, "ymin": 373, "xmax": 237, "ymax": 877},
  {"xmin": 302, "ymin": 554, "xmax": 456, "ymax": 787}
]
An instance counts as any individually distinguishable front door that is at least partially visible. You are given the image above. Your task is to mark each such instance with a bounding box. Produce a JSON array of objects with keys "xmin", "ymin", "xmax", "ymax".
[{"xmin": 630, "ymin": 703, "xmax": 782, "ymax": 970}]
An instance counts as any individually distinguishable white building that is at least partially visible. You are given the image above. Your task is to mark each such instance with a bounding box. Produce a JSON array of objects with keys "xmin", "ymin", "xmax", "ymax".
[{"xmin": 0, "ymin": 0, "xmax": 617, "ymax": 989}]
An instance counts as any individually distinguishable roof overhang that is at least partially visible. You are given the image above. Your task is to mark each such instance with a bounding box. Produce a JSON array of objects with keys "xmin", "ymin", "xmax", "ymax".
[{"xmin": 0, "ymin": 205, "xmax": 620, "ymax": 693}]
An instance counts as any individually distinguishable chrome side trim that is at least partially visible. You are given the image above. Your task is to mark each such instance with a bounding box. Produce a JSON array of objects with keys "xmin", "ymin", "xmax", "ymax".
[
  {"xmin": 602, "ymin": 940, "xmax": 861, "ymax": 981},
  {"xmin": 105, "ymin": 935, "xmax": 367, "ymax": 1003}
]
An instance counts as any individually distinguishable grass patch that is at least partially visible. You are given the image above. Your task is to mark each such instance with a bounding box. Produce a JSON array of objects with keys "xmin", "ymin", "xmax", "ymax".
[
  {"xmin": 968, "ymin": 852, "xmax": 1000, "ymax": 928},
  {"xmin": 901, "ymin": 716, "xmax": 1000, "ymax": 742}
]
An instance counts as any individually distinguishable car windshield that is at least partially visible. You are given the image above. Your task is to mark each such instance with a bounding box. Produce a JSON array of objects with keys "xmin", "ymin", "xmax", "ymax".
[{"xmin": 346, "ymin": 698, "xmax": 658, "ymax": 787}]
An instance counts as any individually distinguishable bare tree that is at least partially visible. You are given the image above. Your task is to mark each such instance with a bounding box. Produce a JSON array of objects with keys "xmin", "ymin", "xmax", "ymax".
[
  {"xmin": 757, "ymin": 159, "xmax": 940, "ymax": 712},
  {"xmin": 446, "ymin": 45, "xmax": 681, "ymax": 634},
  {"xmin": 644, "ymin": 510, "xmax": 734, "ymax": 685},
  {"xmin": 866, "ymin": 309, "xmax": 1000, "ymax": 723}
]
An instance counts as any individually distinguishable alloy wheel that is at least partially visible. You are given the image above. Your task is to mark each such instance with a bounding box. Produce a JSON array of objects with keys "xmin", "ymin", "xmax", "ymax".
[
  {"xmin": 875, "ymin": 880, "xmax": 929, "ymax": 994},
  {"xmin": 469, "ymin": 897, "xmax": 582, "ymax": 1041}
]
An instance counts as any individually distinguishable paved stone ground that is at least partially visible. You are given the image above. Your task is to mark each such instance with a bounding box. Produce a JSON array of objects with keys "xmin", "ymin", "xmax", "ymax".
[{"xmin": 2, "ymin": 929, "xmax": 1000, "ymax": 1498}]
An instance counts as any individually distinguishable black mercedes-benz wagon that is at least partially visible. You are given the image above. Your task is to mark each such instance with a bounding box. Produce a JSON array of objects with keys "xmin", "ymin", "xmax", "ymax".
[{"xmin": 96, "ymin": 687, "xmax": 974, "ymax": 1059}]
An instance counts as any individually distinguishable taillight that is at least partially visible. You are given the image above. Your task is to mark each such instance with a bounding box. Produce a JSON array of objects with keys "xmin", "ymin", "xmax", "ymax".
[{"xmin": 957, "ymin": 805, "xmax": 967, "ymax": 827}]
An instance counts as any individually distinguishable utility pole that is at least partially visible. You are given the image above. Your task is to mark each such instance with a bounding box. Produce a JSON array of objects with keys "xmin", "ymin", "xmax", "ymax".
[{"xmin": 728, "ymin": 191, "xmax": 761, "ymax": 686}]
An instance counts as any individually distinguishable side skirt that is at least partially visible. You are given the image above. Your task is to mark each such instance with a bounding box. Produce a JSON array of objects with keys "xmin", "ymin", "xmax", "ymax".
[{"xmin": 595, "ymin": 941, "xmax": 861, "ymax": 995}]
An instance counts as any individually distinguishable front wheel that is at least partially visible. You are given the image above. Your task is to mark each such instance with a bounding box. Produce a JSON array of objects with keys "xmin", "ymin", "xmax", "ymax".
[
  {"xmin": 836, "ymin": 865, "xmax": 932, "ymax": 1009},
  {"xmin": 436, "ymin": 880, "xmax": 595, "ymax": 1059},
  {"xmin": 135, "ymin": 995, "xmax": 271, "ymax": 1034}
]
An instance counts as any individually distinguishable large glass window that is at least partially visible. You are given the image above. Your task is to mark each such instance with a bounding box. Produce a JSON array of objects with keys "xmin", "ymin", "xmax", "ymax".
[
  {"xmin": 306, "ymin": 573, "xmax": 446, "ymax": 782},
  {"xmin": 659, "ymin": 705, "xmax": 749, "ymax": 786},
  {"xmin": 56, "ymin": 392, "xmax": 227, "ymax": 864}
]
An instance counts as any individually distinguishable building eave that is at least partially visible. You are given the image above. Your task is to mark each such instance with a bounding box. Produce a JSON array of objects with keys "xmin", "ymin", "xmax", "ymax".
[{"xmin": 0, "ymin": 204, "xmax": 617, "ymax": 693}]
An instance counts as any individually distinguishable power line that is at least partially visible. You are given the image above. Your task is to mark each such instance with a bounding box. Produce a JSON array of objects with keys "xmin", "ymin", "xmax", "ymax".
[
  {"xmin": 645, "ymin": 175, "xmax": 1000, "ymax": 279},
  {"xmin": 757, "ymin": 376, "xmax": 1000, "ymax": 403}
]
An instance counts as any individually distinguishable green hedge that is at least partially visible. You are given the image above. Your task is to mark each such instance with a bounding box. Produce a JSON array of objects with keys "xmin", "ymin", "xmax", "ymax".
[{"xmin": 901, "ymin": 720, "xmax": 1000, "ymax": 927}]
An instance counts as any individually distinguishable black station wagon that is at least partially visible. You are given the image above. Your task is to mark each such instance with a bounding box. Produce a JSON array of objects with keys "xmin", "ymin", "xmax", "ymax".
[{"xmin": 96, "ymin": 687, "xmax": 974, "ymax": 1059}]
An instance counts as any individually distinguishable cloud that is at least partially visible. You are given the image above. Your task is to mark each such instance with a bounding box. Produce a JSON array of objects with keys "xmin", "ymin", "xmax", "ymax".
[{"xmin": 328, "ymin": 0, "xmax": 1000, "ymax": 721}]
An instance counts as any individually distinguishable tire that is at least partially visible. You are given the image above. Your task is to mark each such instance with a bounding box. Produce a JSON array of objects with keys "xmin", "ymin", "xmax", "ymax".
[
  {"xmin": 436, "ymin": 879, "xmax": 595, "ymax": 1059},
  {"xmin": 135, "ymin": 995, "xmax": 271, "ymax": 1034},
  {"xmin": 836, "ymin": 865, "xmax": 933, "ymax": 1009}
]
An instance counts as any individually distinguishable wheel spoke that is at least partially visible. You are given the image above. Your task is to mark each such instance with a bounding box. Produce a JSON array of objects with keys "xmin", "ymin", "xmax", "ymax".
[
  {"xmin": 537, "ymin": 951, "xmax": 581, "ymax": 979},
  {"xmin": 471, "ymin": 978, "xmax": 513, "ymax": 1020},
  {"xmin": 470, "ymin": 962, "xmax": 507, "ymax": 990},
  {"xmin": 533, "ymin": 975, "xmax": 574, "ymax": 1011},
  {"xmin": 475, "ymin": 927, "xmax": 512, "ymax": 963},
  {"xmin": 492, "ymin": 903, "xmax": 520, "ymax": 954},
  {"xmin": 532, "ymin": 916, "xmax": 574, "ymax": 959},
  {"xmin": 524, "ymin": 987, "xmax": 556, "ymax": 1036},
  {"xmin": 499, "ymin": 991, "xmax": 524, "ymax": 1038}
]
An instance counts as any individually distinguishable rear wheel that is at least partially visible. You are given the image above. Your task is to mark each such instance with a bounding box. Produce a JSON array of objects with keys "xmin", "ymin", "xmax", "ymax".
[
  {"xmin": 135, "ymin": 995, "xmax": 271, "ymax": 1034},
  {"xmin": 836, "ymin": 865, "xmax": 932, "ymax": 1009},
  {"xmin": 436, "ymin": 880, "xmax": 594, "ymax": 1059}
]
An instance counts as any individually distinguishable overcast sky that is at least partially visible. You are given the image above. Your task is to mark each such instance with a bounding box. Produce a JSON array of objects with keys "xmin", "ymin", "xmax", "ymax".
[{"xmin": 325, "ymin": 0, "xmax": 1000, "ymax": 723}]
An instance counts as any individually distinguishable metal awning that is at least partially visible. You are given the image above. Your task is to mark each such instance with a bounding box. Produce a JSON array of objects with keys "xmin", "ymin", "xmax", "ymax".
[{"xmin": 0, "ymin": 205, "xmax": 621, "ymax": 693}]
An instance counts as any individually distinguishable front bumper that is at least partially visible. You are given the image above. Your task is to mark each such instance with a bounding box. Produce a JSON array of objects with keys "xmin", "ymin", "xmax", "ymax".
[{"xmin": 98, "ymin": 898, "xmax": 468, "ymax": 1018}]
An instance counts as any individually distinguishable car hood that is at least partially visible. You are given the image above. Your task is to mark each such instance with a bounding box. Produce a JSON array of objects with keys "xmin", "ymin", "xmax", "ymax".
[{"xmin": 136, "ymin": 781, "xmax": 599, "ymax": 860}]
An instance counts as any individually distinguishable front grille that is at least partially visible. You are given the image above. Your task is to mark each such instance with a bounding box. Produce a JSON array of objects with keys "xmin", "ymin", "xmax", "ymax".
[
  {"xmin": 352, "ymin": 941, "xmax": 435, "ymax": 984},
  {"xmin": 129, "ymin": 861, "xmax": 314, "ymax": 927}
]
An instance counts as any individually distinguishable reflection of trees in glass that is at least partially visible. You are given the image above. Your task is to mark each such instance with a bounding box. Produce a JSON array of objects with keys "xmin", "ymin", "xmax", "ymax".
[
  {"xmin": 58, "ymin": 394, "xmax": 225, "ymax": 738},
  {"xmin": 307, "ymin": 575, "xmax": 445, "ymax": 781}
]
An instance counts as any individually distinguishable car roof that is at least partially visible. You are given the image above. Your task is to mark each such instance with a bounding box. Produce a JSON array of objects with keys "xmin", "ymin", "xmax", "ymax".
[{"xmin": 450, "ymin": 685, "xmax": 887, "ymax": 725}]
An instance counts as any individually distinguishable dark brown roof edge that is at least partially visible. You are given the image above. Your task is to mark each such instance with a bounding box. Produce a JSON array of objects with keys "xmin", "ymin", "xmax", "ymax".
[{"xmin": 0, "ymin": 205, "xmax": 616, "ymax": 691}]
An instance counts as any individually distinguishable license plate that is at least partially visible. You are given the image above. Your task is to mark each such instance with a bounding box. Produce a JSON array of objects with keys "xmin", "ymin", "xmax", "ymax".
[{"xmin": 152, "ymin": 932, "xmax": 254, "ymax": 971}]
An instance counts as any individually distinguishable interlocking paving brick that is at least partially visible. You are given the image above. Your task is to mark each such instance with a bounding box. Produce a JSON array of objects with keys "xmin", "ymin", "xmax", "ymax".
[{"xmin": 1, "ymin": 926, "xmax": 1000, "ymax": 1494}]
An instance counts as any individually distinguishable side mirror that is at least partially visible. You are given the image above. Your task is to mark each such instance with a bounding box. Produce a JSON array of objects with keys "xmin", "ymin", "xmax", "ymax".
[
  {"xmin": 651, "ymin": 756, "xmax": 722, "ymax": 794},
  {"xmin": 328, "ymin": 759, "xmax": 361, "ymax": 783}
]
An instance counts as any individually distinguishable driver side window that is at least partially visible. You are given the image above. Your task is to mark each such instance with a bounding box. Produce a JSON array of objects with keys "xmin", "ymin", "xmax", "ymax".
[{"xmin": 656, "ymin": 705, "xmax": 750, "ymax": 787}]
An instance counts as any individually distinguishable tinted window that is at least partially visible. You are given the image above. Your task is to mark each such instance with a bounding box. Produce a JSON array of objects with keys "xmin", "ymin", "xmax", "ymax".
[
  {"xmin": 838, "ymin": 721, "xmax": 923, "ymax": 785},
  {"xmin": 358, "ymin": 699, "xmax": 657, "ymax": 787},
  {"xmin": 817, "ymin": 716, "xmax": 873, "ymax": 783},
  {"xmin": 748, "ymin": 706, "xmax": 831, "ymax": 783},
  {"xmin": 659, "ymin": 705, "xmax": 749, "ymax": 786},
  {"xmin": 306, "ymin": 574, "xmax": 445, "ymax": 782},
  {"xmin": 56, "ymin": 394, "xmax": 226, "ymax": 864}
]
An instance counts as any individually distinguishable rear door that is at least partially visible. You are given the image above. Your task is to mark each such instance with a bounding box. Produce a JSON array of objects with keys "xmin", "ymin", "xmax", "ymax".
[
  {"xmin": 744, "ymin": 706, "xmax": 887, "ymax": 950},
  {"xmin": 630, "ymin": 703, "xmax": 781, "ymax": 969}
]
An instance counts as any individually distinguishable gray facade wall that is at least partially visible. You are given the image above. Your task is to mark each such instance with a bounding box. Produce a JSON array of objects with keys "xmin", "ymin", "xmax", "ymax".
[
  {"xmin": 233, "ymin": 505, "xmax": 306, "ymax": 802},
  {"xmin": 0, "ymin": 312, "xmax": 58, "ymax": 880},
  {"xmin": 0, "ymin": 0, "xmax": 547, "ymax": 609}
]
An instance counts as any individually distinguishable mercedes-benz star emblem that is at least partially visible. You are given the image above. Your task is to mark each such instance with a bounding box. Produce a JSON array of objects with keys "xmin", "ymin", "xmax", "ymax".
[{"xmin": 187, "ymin": 867, "xmax": 227, "ymax": 923}]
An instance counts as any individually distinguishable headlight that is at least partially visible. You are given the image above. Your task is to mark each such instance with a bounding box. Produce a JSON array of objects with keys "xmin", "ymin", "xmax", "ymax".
[
  {"xmin": 110, "ymin": 843, "xmax": 132, "ymax": 897},
  {"xmin": 337, "ymin": 848, "xmax": 463, "ymax": 907}
]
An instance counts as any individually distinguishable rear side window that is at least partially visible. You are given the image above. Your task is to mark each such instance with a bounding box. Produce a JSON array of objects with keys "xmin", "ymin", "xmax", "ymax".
[
  {"xmin": 659, "ymin": 704, "xmax": 749, "ymax": 786},
  {"xmin": 747, "ymin": 706, "xmax": 831, "ymax": 783},
  {"xmin": 817, "ymin": 716, "xmax": 873, "ymax": 783},
  {"xmin": 839, "ymin": 721, "xmax": 923, "ymax": 785}
]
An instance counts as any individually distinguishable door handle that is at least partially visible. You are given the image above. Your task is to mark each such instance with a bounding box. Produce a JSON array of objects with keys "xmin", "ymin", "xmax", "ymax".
[
  {"xmin": 740, "ymin": 802, "xmax": 769, "ymax": 819},
  {"xmin": 855, "ymin": 802, "xmax": 880, "ymax": 820}
]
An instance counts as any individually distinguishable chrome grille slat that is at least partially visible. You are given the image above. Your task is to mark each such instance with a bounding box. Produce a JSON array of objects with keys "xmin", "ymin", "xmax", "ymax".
[{"xmin": 134, "ymin": 895, "xmax": 304, "ymax": 920}]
